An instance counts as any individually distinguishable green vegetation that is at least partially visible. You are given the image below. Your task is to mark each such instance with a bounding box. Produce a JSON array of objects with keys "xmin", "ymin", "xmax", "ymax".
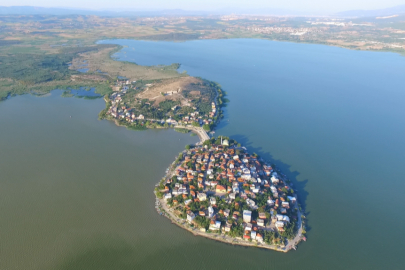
[{"xmin": 174, "ymin": 128, "xmax": 190, "ymax": 134}]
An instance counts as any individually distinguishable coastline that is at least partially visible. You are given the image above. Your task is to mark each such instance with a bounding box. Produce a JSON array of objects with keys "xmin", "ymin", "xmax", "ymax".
[{"xmin": 152, "ymin": 129, "xmax": 305, "ymax": 252}]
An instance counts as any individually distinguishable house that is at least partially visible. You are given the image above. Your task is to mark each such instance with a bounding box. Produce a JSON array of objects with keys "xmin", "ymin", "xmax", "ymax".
[
  {"xmin": 187, "ymin": 211, "xmax": 195, "ymax": 223},
  {"xmin": 287, "ymin": 196, "xmax": 297, "ymax": 203},
  {"xmin": 277, "ymin": 214, "xmax": 290, "ymax": 223},
  {"xmin": 164, "ymin": 193, "xmax": 172, "ymax": 200},
  {"xmin": 256, "ymin": 233, "xmax": 263, "ymax": 243},
  {"xmin": 229, "ymin": 193, "xmax": 236, "ymax": 200},
  {"xmin": 251, "ymin": 231, "xmax": 257, "ymax": 240},
  {"xmin": 209, "ymin": 220, "xmax": 221, "ymax": 231},
  {"xmin": 271, "ymin": 175, "xmax": 280, "ymax": 184},
  {"xmin": 246, "ymin": 199, "xmax": 256, "ymax": 208},
  {"xmin": 197, "ymin": 193, "xmax": 207, "ymax": 201},
  {"xmin": 275, "ymin": 221, "xmax": 285, "ymax": 228},
  {"xmin": 184, "ymin": 199, "xmax": 192, "ymax": 205},
  {"xmin": 225, "ymin": 223, "xmax": 232, "ymax": 232},
  {"xmin": 243, "ymin": 210, "xmax": 252, "ymax": 223},
  {"xmin": 208, "ymin": 206, "xmax": 214, "ymax": 218},
  {"xmin": 210, "ymin": 197, "xmax": 217, "ymax": 205},
  {"xmin": 199, "ymin": 210, "xmax": 206, "ymax": 216},
  {"xmin": 224, "ymin": 209, "xmax": 230, "ymax": 218},
  {"xmin": 257, "ymin": 218, "xmax": 265, "ymax": 227},
  {"xmin": 138, "ymin": 114, "xmax": 145, "ymax": 120},
  {"xmin": 259, "ymin": 212, "xmax": 266, "ymax": 219},
  {"xmin": 282, "ymin": 201, "xmax": 290, "ymax": 208},
  {"xmin": 216, "ymin": 185, "xmax": 227, "ymax": 194}
]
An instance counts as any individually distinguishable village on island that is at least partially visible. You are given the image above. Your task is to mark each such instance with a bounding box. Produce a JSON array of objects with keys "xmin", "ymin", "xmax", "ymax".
[
  {"xmin": 154, "ymin": 137, "xmax": 306, "ymax": 252},
  {"xmin": 98, "ymin": 76, "xmax": 306, "ymax": 252}
]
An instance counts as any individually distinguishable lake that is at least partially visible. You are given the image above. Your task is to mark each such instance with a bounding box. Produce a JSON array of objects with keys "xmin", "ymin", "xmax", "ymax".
[{"xmin": 1, "ymin": 39, "xmax": 405, "ymax": 269}]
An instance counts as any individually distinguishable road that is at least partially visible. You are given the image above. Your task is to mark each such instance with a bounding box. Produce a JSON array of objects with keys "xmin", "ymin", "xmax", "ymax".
[{"xmin": 174, "ymin": 125, "xmax": 210, "ymax": 143}]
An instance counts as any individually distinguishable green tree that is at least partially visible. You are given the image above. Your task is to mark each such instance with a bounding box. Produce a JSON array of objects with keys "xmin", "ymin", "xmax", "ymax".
[{"xmin": 203, "ymin": 124, "xmax": 211, "ymax": 131}]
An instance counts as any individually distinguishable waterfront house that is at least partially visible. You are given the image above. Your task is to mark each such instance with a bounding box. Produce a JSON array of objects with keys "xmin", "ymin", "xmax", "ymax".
[
  {"xmin": 209, "ymin": 220, "xmax": 221, "ymax": 231},
  {"xmin": 187, "ymin": 211, "xmax": 195, "ymax": 223}
]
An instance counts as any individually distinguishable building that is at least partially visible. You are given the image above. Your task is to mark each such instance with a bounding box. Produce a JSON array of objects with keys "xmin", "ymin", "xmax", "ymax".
[
  {"xmin": 208, "ymin": 206, "xmax": 214, "ymax": 218},
  {"xmin": 243, "ymin": 210, "xmax": 252, "ymax": 223},
  {"xmin": 216, "ymin": 185, "xmax": 227, "ymax": 194},
  {"xmin": 209, "ymin": 220, "xmax": 221, "ymax": 231},
  {"xmin": 197, "ymin": 192, "xmax": 207, "ymax": 201},
  {"xmin": 187, "ymin": 211, "xmax": 195, "ymax": 223}
]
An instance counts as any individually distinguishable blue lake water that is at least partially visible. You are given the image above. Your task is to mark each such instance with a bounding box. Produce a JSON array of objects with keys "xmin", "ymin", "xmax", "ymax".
[
  {"xmin": 77, "ymin": 68, "xmax": 89, "ymax": 73},
  {"xmin": 69, "ymin": 88, "xmax": 102, "ymax": 97},
  {"xmin": 98, "ymin": 38, "xmax": 405, "ymax": 269}
]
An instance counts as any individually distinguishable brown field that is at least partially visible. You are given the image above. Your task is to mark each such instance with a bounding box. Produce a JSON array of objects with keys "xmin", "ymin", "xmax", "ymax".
[
  {"xmin": 136, "ymin": 77, "xmax": 202, "ymax": 106},
  {"xmin": 70, "ymin": 47, "xmax": 184, "ymax": 81}
]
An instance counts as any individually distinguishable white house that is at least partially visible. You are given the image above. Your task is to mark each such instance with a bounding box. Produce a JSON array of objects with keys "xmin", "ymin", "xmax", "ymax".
[
  {"xmin": 275, "ymin": 221, "xmax": 285, "ymax": 228},
  {"xmin": 287, "ymin": 196, "xmax": 297, "ymax": 203},
  {"xmin": 208, "ymin": 206, "xmax": 214, "ymax": 218},
  {"xmin": 197, "ymin": 193, "xmax": 207, "ymax": 201},
  {"xmin": 184, "ymin": 199, "xmax": 192, "ymax": 205},
  {"xmin": 271, "ymin": 175, "xmax": 280, "ymax": 184},
  {"xmin": 187, "ymin": 212, "xmax": 195, "ymax": 223},
  {"xmin": 251, "ymin": 231, "xmax": 257, "ymax": 240},
  {"xmin": 243, "ymin": 210, "xmax": 252, "ymax": 223},
  {"xmin": 209, "ymin": 220, "xmax": 221, "ymax": 231}
]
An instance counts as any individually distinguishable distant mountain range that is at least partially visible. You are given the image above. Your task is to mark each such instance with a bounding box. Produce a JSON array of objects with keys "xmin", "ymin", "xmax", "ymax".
[
  {"xmin": 1, "ymin": 5, "xmax": 405, "ymax": 18},
  {"xmin": 336, "ymin": 4, "xmax": 405, "ymax": 18},
  {"xmin": 0, "ymin": 6, "xmax": 214, "ymax": 16}
]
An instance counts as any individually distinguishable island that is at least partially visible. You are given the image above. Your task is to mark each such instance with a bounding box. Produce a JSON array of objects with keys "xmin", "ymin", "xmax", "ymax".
[{"xmin": 154, "ymin": 136, "xmax": 306, "ymax": 252}]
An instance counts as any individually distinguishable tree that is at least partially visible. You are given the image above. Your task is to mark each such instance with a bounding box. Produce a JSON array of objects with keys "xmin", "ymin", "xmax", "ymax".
[
  {"xmin": 203, "ymin": 124, "xmax": 211, "ymax": 131},
  {"xmin": 185, "ymin": 144, "xmax": 191, "ymax": 150},
  {"xmin": 192, "ymin": 121, "xmax": 200, "ymax": 127}
]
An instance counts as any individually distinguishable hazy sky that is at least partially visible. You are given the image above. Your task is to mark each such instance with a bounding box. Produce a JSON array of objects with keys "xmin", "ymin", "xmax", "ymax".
[{"xmin": 2, "ymin": 0, "xmax": 405, "ymax": 12}]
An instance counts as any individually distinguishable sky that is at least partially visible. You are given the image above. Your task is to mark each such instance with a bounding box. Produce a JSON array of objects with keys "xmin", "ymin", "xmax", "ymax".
[{"xmin": 1, "ymin": 0, "xmax": 405, "ymax": 13}]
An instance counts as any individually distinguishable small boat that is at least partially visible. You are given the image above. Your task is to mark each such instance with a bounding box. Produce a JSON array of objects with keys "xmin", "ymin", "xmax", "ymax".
[
  {"xmin": 303, "ymin": 237, "xmax": 307, "ymax": 241},
  {"xmin": 292, "ymin": 246, "xmax": 297, "ymax": 250}
]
